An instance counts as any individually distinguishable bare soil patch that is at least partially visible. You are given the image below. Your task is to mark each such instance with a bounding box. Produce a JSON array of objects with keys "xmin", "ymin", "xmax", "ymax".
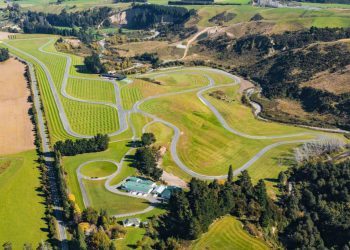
[
  {"xmin": 0, "ymin": 58, "xmax": 34, "ymax": 155},
  {"xmin": 239, "ymin": 78, "xmax": 254, "ymax": 93}
]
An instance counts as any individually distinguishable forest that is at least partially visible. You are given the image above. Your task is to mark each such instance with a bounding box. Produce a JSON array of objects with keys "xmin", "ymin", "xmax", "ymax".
[
  {"xmin": 279, "ymin": 161, "xmax": 350, "ymax": 249},
  {"xmin": 53, "ymin": 134, "xmax": 109, "ymax": 156}
]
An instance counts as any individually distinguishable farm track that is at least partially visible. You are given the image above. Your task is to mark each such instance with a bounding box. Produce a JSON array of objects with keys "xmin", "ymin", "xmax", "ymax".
[{"xmin": 3, "ymin": 37, "xmax": 332, "ymax": 220}]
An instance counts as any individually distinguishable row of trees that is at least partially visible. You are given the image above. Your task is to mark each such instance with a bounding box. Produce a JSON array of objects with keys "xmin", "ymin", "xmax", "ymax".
[
  {"xmin": 0, "ymin": 48, "xmax": 9, "ymax": 62},
  {"xmin": 54, "ymin": 134, "xmax": 109, "ymax": 156},
  {"xmin": 134, "ymin": 133, "xmax": 163, "ymax": 181}
]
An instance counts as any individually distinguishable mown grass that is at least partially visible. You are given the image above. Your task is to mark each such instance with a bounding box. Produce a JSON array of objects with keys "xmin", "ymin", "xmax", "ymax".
[
  {"xmin": 204, "ymin": 85, "xmax": 308, "ymax": 136},
  {"xmin": 192, "ymin": 215, "xmax": 269, "ymax": 250},
  {"xmin": 83, "ymin": 180, "xmax": 150, "ymax": 215},
  {"xmin": 141, "ymin": 91, "xmax": 315, "ymax": 176},
  {"xmin": 66, "ymin": 77, "xmax": 116, "ymax": 104},
  {"xmin": 80, "ymin": 161, "xmax": 117, "ymax": 178},
  {"xmin": 0, "ymin": 150, "xmax": 47, "ymax": 248},
  {"xmin": 63, "ymin": 141, "xmax": 130, "ymax": 209}
]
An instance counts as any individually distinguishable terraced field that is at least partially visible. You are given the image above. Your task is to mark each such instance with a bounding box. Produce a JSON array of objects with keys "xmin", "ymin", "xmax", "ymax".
[{"xmin": 192, "ymin": 216, "xmax": 269, "ymax": 250}]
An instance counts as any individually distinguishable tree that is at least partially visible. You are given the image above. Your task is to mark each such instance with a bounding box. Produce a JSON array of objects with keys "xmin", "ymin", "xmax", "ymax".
[
  {"xmin": 227, "ymin": 165, "xmax": 233, "ymax": 183},
  {"xmin": 84, "ymin": 53, "xmax": 105, "ymax": 74},
  {"xmin": 82, "ymin": 207, "xmax": 99, "ymax": 225},
  {"xmin": 23, "ymin": 243, "xmax": 32, "ymax": 250},
  {"xmin": 0, "ymin": 48, "xmax": 9, "ymax": 62},
  {"xmin": 278, "ymin": 171, "xmax": 287, "ymax": 185},
  {"xmin": 89, "ymin": 229, "xmax": 111, "ymax": 250},
  {"xmin": 141, "ymin": 133, "xmax": 156, "ymax": 146}
]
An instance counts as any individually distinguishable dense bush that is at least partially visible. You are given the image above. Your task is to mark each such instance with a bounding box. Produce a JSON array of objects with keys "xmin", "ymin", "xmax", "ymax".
[
  {"xmin": 84, "ymin": 53, "xmax": 106, "ymax": 74},
  {"xmin": 0, "ymin": 48, "xmax": 9, "ymax": 62},
  {"xmin": 54, "ymin": 134, "xmax": 109, "ymax": 156},
  {"xmin": 279, "ymin": 160, "xmax": 350, "ymax": 249}
]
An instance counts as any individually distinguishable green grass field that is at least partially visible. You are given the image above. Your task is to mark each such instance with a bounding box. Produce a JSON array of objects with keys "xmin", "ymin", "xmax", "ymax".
[
  {"xmin": 83, "ymin": 180, "xmax": 150, "ymax": 215},
  {"xmin": 192, "ymin": 215, "xmax": 269, "ymax": 250},
  {"xmin": 204, "ymin": 85, "xmax": 308, "ymax": 136},
  {"xmin": 63, "ymin": 141, "xmax": 130, "ymax": 209},
  {"xmin": 0, "ymin": 150, "xmax": 47, "ymax": 248},
  {"xmin": 141, "ymin": 90, "xmax": 314, "ymax": 176},
  {"xmin": 80, "ymin": 161, "xmax": 117, "ymax": 178}
]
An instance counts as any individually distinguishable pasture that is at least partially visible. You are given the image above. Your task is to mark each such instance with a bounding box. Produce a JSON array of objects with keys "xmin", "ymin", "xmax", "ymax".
[
  {"xmin": 0, "ymin": 150, "xmax": 47, "ymax": 248},
  {"xmin": 192, "ymin": 215, "xmax": 269, "ymax": 250}
]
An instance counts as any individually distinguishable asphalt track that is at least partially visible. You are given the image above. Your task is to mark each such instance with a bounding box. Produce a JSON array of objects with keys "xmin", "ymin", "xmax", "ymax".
[{"xmin": 3, "ymin": 37, "xmax": 331, "ymax": 222}]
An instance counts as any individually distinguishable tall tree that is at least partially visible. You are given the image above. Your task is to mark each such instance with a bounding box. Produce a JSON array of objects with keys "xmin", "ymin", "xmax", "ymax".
[{"xmin": 227, "ymin": 165, "xmax": 233, "ymax": 183}]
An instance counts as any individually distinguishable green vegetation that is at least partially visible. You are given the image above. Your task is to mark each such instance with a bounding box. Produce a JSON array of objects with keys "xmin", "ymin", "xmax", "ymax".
[
  {"xmin": 0, "ymin": 150, "xmax": 47, "ymax": 248},
  {"xmin": 66, "ymin": 77, "xmax": 116, "ymax": 104},
  {"xmin": 83, "ymin": 180, "xmax": 150, "ymax": 215},
  {"xmin": 3, "ymin": 37, "xmax": 120, "ymax": 140},
  {"xmin": 63, "ymin": 141, "xmax": 130, "ymax": 209},
  {"xmin": 80, "ymin": 161, "xmax": 117, "ymax": 177},
  {"xmin": 141, "ymin": 90, "xmax": 313, "ymax": 176},
  {"xmin": 0, "ymin": 48, "xmax": 9, "ymax": 62},
  {"xmin": 192, "ymin": 216, "xmax": 269, "ymax": 250}
]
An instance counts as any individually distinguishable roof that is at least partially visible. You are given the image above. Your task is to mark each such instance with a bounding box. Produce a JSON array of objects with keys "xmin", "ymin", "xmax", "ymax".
[{"xmin": 122, "ymin": 177, "xmax": 155, "ymax": 193}]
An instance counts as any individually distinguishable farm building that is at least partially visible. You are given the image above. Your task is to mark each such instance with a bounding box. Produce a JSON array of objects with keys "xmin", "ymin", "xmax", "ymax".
[
  {"xmin": 120, "ymin": 177, "xmax": 156, "ymax": 194},
  {"xmin": 160, "ymin": 186, "xmax": 181, "ymax": 200}
]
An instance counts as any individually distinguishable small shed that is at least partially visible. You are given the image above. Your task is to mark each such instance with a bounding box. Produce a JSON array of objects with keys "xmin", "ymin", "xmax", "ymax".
[{"xmin": 123, "ymin": 218, "xmax": 141, "ymax": 227}]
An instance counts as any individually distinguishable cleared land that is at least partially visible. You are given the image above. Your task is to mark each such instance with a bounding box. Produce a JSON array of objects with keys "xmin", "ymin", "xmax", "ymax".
[
  {"xmin": 192, "ymin": 215, "xmax": 269, "ymax": 250},
  {"xmin": 0, "ymin": 150, "xmax": 47, "ymax": 248},
  {"xmin": 0, "ymin": 58, "xmax": 34, "ymax": 154}
]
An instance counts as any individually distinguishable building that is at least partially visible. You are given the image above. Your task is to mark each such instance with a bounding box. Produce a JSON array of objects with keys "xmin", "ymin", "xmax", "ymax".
[
  {"xmin": 123, "ymin": 218, "xmax": 141, "ymax": 227},
  {"xmin": 120, "ymin": 177, "xmax": 156, "ymax": 195},
  {"xmin": 101, "ymin": 73, "xmax": 126, "ymax": 81}
]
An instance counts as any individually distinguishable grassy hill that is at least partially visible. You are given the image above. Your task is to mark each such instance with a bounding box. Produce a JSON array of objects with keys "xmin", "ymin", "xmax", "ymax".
[{"xmin": 192, "ymin": 215, "xmax": 269, "ymax": 250}]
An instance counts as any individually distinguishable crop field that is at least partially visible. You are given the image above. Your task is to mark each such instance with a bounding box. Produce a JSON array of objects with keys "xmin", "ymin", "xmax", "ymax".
[
  {"xmin": 192, "ymin": 216, "xmax": 269, "ymax": 250},
  {"xmin": 83, "ymin": 180, "xmax": 150, "ymax": 215},
  {"xmin": 66, "ymin": 78, "xmax": 116, "ymax": 103},
  {"xmin": 0, "ymin": 150, "xmax": 47, "ymax": 248}
]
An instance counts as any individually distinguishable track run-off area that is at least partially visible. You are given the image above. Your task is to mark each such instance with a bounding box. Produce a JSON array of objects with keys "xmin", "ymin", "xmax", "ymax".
[{"xmin": 0, "ymin": 36, "xmax": 344, "ymax": 218}]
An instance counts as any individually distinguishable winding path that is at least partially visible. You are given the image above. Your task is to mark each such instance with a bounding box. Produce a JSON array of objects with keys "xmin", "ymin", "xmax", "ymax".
[{"xmin": 4, "ymin": 37, "xmax": 337, "ymax": 220}]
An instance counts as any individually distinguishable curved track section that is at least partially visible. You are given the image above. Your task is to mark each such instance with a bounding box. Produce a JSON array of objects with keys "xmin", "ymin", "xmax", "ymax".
[{"xmin": 4, "ymin": 38, "xmax": 328, "ymax": 218}]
